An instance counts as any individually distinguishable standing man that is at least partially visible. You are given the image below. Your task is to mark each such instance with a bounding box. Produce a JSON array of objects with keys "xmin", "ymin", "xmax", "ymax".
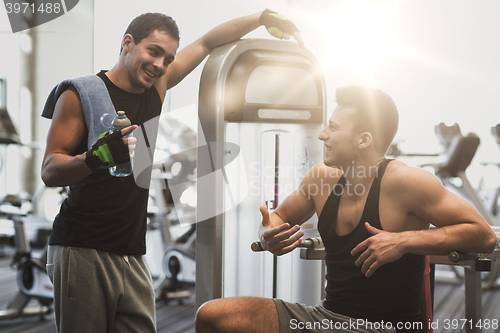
[
  {"xmin": 41, "ymin": 9, "xmax": 303, "ymax": 333},
  {"xmin": 195, "ymin": 86, "xmax": 497, "ymax": 333}
]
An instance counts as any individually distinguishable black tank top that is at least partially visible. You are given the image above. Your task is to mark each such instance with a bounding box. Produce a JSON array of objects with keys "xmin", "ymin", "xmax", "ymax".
[
  {"xmin": 48, "ymin": 70, "xmax": 162, "ymax": 255},
  {"xmin": 319, "ymin": 159, "xmax": 425, "ymax": 331}
]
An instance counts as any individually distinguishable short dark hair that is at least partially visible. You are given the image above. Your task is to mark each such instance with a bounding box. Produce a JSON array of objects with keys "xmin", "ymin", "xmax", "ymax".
[
  {"xmin": 335, "ymin": 85, "xmax": 399, "ymax": 153},
  {"xmin": 120, "ymin": 13, "xmax": 180, "ymax": 53}
]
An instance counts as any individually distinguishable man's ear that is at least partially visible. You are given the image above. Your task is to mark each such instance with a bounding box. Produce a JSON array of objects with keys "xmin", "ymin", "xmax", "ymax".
[
  {"xmin": 358, "ymin": 132, "xmax": 373, "ymax": 149},
  {"xmin": 122, "ymin": 34, "xmax": 134, "ymax": 53}
]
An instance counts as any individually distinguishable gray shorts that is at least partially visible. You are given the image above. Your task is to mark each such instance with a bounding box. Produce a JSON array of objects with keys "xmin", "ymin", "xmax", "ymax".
[{"xmin": 273, "ymin": 299, "xmax": 397, "ymax": 333}]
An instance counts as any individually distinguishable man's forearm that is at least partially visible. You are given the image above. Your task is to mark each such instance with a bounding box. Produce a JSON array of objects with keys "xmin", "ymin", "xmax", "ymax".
[
  {"xmin": 404, "ymin": 223, "xmax": 497, "ymax": 256},
  {"xmin": 352, "ymin": 221, "xmax": 497, "ymax": 278},
  {"xmin": 41, "ymin": 153, "xmax": 92, "ymax": 187},
  {"xmin": 199, "ymin": 11, "xmax": 262, "ymax": 52},
  {"xmin": 164, "ymin": 11, "xmax": 263, "ymax": 90}
]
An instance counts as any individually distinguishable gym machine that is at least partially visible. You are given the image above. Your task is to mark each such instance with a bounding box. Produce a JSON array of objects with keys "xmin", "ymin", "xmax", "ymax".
[
  {"xmin": 427, "ymin": 123, "xmax": 499, "ymax": 227},
  {"xmin": 0, "ymin": 204, "xmax": 53, "ymax": 321},
  {"xmin": 0, "ymin": 79, "xmax": 53, "ymax": 321},
  {"xmin": 145, "ymin": 114, "xmax": 197, "ymax": 303},
  {"xmin": 478, "ymin": 124, "xmax": 500, "ymax": 220},
  {"xmin": 196, "ymin": 39, "xmax": 326, "ymax": 308}
]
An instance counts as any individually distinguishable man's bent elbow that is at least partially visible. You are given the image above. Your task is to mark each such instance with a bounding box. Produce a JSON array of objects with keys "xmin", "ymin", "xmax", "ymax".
[
  {"xmin": 484, "ymin": 227, "xmax": 498, "ymax": 253},
  {"xmin": 41, "ymin": 164, "xmax": 66, "ymax": 187},
  {"xmin": 41, "ymin": 170, "xmax": 57, "ymax": 188}
]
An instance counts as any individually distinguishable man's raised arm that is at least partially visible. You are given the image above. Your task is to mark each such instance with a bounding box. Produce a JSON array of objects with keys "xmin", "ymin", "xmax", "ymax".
[{"xmin": 155, "ymin": 9, "xmax": 303, "ymax": 98}]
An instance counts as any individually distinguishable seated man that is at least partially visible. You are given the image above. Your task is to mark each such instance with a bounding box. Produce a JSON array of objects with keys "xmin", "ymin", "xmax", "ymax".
[{"xmin": 195, "ymin": 86, "xmax": 497, "ymax": 333}]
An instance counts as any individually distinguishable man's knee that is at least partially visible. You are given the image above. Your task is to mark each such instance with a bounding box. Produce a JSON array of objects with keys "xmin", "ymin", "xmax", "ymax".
[
  {"xmin": 195, "ymin": 297, "xmax": 279, "ymax": 333},
  {"xmin": 195, "ymin": 299, "xmax": 224, "ymax": 332}
]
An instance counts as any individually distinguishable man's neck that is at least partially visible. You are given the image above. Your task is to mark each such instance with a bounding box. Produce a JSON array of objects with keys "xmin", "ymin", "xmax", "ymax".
[
  {"xmin": 340, "ymin": 156, "xmax": 386, "ymax": 188},
  {"xmin": 106, "ymin": 65, "xmax": 146, "ymax": 94}
]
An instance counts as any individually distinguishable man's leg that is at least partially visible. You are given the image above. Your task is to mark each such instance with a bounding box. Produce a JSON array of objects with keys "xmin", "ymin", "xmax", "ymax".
[
  {"xmin": 195, "ymin": 297, "xmax": 280, "ymax": 333},
  {"xmin": 47, "ymin": 246, "xmax": 120, "ymax": 333},
  {"xmin": 113, "ymin": 255, "xmax": 156, "ymax": 333}
]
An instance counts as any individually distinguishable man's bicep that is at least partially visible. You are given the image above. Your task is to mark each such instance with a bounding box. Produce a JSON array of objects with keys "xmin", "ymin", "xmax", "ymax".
[
  {"xmin": 44, "ymin": 88, "xmax": 87, "ymax": 158},
  {"xmin": 275, "ymin": 188, "xmax": 316, "ymax": 226},
  {"xmin": 404, "ymin": 170, "xmax": 483, "ymax": 227},
  {"xmin": 422, "ymin": 190, "xmax": 483, "ymax": 228},
  {"xmin": 274, "ymin": 165, "xmax": 329, "ymax": 226}
]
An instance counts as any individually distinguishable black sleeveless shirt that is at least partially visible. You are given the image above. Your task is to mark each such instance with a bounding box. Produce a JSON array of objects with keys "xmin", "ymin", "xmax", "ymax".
[
  {"xmin": 48, "ymin": 70, "xmax": 162, "ymax": 255},
  {"xmin": 318, "ymin": 159, "xmax": 425, "ymax": 331}
]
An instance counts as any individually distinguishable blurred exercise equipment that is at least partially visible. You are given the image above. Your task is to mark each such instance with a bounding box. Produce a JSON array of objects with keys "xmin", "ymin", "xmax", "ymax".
[{"xmin": 144, "ymin": 114, "xmax": 197, "ymax": 304}]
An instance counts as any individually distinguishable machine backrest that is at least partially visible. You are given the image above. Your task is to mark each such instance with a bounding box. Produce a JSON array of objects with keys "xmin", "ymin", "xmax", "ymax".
[
  {"xmin": 437, "ymin": 134, "xmax": 480, "ymax": 177},
  {"xmin": 434, "ymin": 123, "xmax": 480, "ymax": 178},
  {"xmin": 434, "ymin": 122, "xmax": 461, "ymax": 149},
  {"xmin": 492, "ymin": 124, "xmax": 500, "ymax": 147}
]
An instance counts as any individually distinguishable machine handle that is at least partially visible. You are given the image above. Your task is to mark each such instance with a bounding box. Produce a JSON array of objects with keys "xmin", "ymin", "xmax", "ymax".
[
  {"xmin": 251, "ymin": 237, "xmax": 323, "ymax": 252},
  {"xmin": 253, "ymin": 237, "xmax": 498, "ymax": 266},
  {"xmin": 448, "ymin": 251, "xmax": 477, "ymax": 263},
  {"xmin": 448, "ymin": 251, "xmax": 493, "ymax": 263},
  {"xmin": 251, "ymin": 241, "xmax": 265, "ymax": 252},
  {"xmin": 448, "ymin": 251, "xmax": 493, "ymax": 271}
]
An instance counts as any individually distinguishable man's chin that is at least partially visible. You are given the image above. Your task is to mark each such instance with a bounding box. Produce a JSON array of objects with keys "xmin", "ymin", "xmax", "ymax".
[
  {"xmin": 138, "ymin": 79, "xmax": 154, "ymax": 90},
  {"xmin": 323, "ymin": 159, "xmax": 334, "ymax": 167},
  {"xmin": 138, "ymin": 73, "xmax": 156, "ymax": 88}
]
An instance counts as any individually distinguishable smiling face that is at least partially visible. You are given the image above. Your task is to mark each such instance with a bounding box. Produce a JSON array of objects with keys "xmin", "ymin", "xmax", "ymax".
[
  {"xmin": 318, "ymin": 105, "xmax": 360, "ymax": 168},
  {"xmin": 122, "ymin": 30, "xmax": 178, "ymax": 92}
]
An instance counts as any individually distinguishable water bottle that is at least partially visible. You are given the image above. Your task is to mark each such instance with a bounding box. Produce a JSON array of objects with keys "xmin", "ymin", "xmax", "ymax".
[{"xmin": 109, "ymin": 111, "xmax": 133, "ymax": 177}]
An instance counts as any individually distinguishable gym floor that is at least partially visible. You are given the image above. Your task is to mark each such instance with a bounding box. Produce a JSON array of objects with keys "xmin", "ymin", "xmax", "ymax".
[
  {"xmin": 0, "ymin": 252, "xmax": 499, "ymax": 333},
  {"xmin": 0, "ymin": 253, "xmax": 195, "ymax": 333}
]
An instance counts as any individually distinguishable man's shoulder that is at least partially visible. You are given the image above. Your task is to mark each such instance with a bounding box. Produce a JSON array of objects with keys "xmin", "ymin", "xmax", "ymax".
[
  {"xmin": 383, "ymin": 160, "xmax": 442, "ymax": 195},
  {"xmin": 61, "ymin": 73, "xmax": 104, "ymax": 86},
  {"xmin": 304, "ymin": 162, "xmax": 342, "ymax": 185},
  {"xmin": 53, "ymin": 73, "xmax": 107, "ymax": 98}
]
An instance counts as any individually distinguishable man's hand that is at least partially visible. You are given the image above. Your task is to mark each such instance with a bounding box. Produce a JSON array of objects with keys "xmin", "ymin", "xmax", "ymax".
[
  {"xmin": 259, "ymin": 206, "xmax": 304, "ymax": 256},
  {"xmin": 351, "ymin": 222, "xmax": 407, "ymax": 277},
  {"xmin": 85, "ymin": 125, "xmax": 138, "ymax": 172},
  {"xmin": 260, "ymin": 9, "xmax": 304, "ymax": 47}
]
